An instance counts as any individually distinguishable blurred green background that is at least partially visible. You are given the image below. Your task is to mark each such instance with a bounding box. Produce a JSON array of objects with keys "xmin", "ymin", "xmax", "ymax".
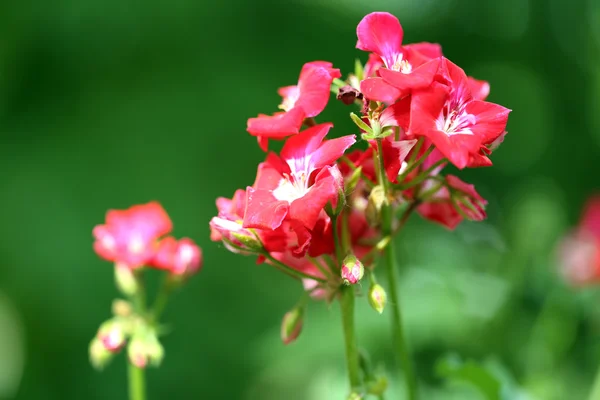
[{"xmin": 1, "ymin": 0, "xmax": 599, "ymax": 398}]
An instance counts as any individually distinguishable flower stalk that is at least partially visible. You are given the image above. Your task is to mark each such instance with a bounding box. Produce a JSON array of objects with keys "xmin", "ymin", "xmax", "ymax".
[{"xmin": 340, "ymin": 285, "xmax": 362, "ymax": 391}]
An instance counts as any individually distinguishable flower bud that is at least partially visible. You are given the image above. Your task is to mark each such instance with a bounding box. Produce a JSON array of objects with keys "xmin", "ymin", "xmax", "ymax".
[
  {"xmin": 341, "ymin": 255, "xmax": 365, "ymax": 285},
  {"xmin": 280, "ymin": 307, "xmax": 304, "ymax": 345},
  {"xmin": 112, "ymin": 299, "xmax": 133, "ymax": 317},
  {"xmin": 366, "ymin": 185, "xmax": 386, "ymax": 226},
  {"xmin": 345, "ymin": 166, "xmax": 363, "ymax": 197},
  {"xmin": 89, "ymin": 337, "xmax": 113, "ymax": 370},
  {"xmin": 97, "ymin": 320, "xmax": 126, "ymax": 352},
  {"xmin": 114, "ymin": 263, "xmax": 139, "ymax": 296},
  {"xmin": 347, "ymin": 392, "xmax": 363, "ymax": 400},
  {"xmin": 368, "ymin": 283, "xmax": 387, "ymax": 314},
  {"xmin": 128, "ymin": 331, "xmax": 164, "ymax": 369},
  {"xmin": 366, "ymin": 376, "xmax": 388, "ymax": 396}
]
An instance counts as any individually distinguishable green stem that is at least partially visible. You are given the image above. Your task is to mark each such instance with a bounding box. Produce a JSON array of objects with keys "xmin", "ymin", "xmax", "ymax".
[
  {"xmin": 128, "ymin": 362, "xmax": 146, "ymax": 400},
  {"xmin": 151, "ymin": 276, "xmax": 174, "ymax": 324},
  {"xmin": 262, "ymin": 252, "xmax": 327, "ymax": 283},
  {"xmin": 129, "ymin": 272, "xmax": 147, "ymax": 400},
  {"xmin": 376, "ymin": 138, "xmax": 418, "ymax": 399},
  {"xmin": 382, "ymin": 232, "xmax": 417, "ymax": 400},
  {"xmin": 589, "ymin": 364, "xmax": 600, "ymax": 400},
  {"xmin": 340, "ymin": 286, "xmax": 362, "ymax": 391}
]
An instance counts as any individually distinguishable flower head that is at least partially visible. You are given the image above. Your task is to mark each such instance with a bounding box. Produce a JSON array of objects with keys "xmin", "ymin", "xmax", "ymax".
[
  {"xmin": 408, "ymin": 58, "xmax": 511, "ymax": 169},
  {"xmin": 93, "ymin": 202, "xmax": 172, "ymax": 269}
]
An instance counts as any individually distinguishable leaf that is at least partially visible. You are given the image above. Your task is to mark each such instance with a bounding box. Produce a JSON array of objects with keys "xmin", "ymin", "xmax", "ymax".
[{"xmin": 436, "ymin": 354, "xmax": 501, "ymax": 400}]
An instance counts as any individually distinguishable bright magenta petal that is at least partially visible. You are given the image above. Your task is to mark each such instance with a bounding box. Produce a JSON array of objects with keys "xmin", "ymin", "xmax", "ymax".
[
  {"xmin": 296, "ymin": 63, "xmax": 341, "ymax": 117},
  {"xmin": 404, "ymin": 42, "xmax": 443, "ymax": 59},
  {"xmin": 280, "ymin": 123, "xmax": 334, "ymax": 165}
]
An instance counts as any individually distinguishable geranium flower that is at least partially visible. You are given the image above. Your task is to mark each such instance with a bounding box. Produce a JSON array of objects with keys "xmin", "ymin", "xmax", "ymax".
[
  {"xmin": 356, "ymin": 12, "xmax": 442, "ymax": 102},
  {"xmin": 151, "ymin": 237, "xmax": 203, "ymax": 277},
  {"xmin": 93, "ymin": 202, "xmax": 172, "ymax": 269},
  {"xmin": 407, "ymin": 58, "xmax": 511, "ymax": 169}
]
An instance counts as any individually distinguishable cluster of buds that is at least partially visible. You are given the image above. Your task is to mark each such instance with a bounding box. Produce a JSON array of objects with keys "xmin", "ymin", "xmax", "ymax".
[
  {"xmin": 558, "ymin": 196, "xmax": 600, "ymax": 286},
  {"xmin": 210, "ymin": 11, "xmax": 510, "ymax": 347},
  {"xmin": 90, "ymin": 202, "xmax": 202, "ymax": 369}
]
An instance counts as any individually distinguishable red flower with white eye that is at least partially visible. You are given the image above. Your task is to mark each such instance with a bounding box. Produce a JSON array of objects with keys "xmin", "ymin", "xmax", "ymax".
[
  {"xmin": 93, "ymin": 202, "xmax": 172, "ymax": 269},
  {"xmin": 407, "ymin": 58, "xmax": 511, "ymax": 169},
  {"xmin": 247, "ymin": 61, "xmax": 341, "ymax": 151},
  {"xmin": 356, "ymin": 12, "xmax": 442, "ymax": 102},
  {"xmin": 243, "ymin": 123, "xmax": 355, "ymax": 232}
]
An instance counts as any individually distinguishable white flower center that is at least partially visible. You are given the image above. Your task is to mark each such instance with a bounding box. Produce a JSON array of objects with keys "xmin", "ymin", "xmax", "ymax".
[
  {"xmin": 278, "ymin": 87, "xmax": 300, "ymax": 112},
  {"xmin": 272, "ymin": 172, "xmax": 310, "ymax": 203},
  {"xmin": 437, "ymin": 107, "xmax": 476, "ymax": 136}
]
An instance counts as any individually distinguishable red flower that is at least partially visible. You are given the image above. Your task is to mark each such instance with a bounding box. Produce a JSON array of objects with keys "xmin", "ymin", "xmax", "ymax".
[
  {"xmin": 408, "ymin": 58, "xmax": 511, "ymax": 169},
  {"xmin": 247, "ymin": 62, "xmax": 341, "ymax": 151},
  {"xmin": 417, "ymin": 175, "xmax": 487, "ymax": 230},
  {"xmin": 559, "ymin": 196, "xmax": 600, "ymax": 286},
  {"xmin": 209, "ymin": 189, "xmax": 288, "ymax": 254},
  {"xmin": 151, "ymin": 237, "xmax": 203, "ymax": 277},
  {"xmin": 356, "ymin": 12, "xmax": 441, "ymax": 102},
  {"xmin": 243, "ymin": 123, "xmax": 355, "ymax": 232},
  {"xmin": 93, "ymin": 202, "xmax": 172, "ymax": 269}
]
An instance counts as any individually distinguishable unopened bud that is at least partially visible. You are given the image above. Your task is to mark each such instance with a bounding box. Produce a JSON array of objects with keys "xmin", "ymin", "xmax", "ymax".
[
  {"xmin": 366, "ymin": 185, "xmax": 386, "ymax": 226},
  {"xmin": 89, "ymin": 337, "xmax": 113, "ymax": 370},
  {"xmin": 128, "ymin": 331, "xmax": 164, "ymax": 369},
  {"xmin": 347, "ymin": 392, "xmax": 363, "ymax": 400},
  {"xmin": 345, "ymin": 166, "xmax": 363, "ymax": 197},
  {"xmin": 368, "ymin": 283, "xmax": 387, "ymax": 314},
  {"xmin": 341, "ymin": 255, "xmax": 365, "ymax": 285},
  {"xmin": 281, "ymin": 307, "xmax": 304, "ymax": 345},
  {"xmin": 114, "ymin": 263, "xmax": 138, "ymax": 296},
  {"xmin": 337, "ymin": 85, "xmax": 363, "ymax": 105},
  {"xmin": 366, "ymin": 376, "xmax": 389, "ymax": 396},
  {"xmin": 112, "ymin": 299, "xmax": 133, "ymax": 317},
  {"xmin": 97, "ymin": 320, "xmax": 126, "ymax": 352}
]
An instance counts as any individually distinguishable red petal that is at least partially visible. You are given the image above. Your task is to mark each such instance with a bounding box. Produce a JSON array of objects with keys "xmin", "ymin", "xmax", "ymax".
[
  {"xmin": 289, "ymin": 173, "xmax": 338, "ymax": 230},
  {"xmin": 467, "ymin": 77, "xmax": 490, "ymax": 101},
  {"xmin": 380, "ymin": 96, "xmax": 411, "ymax": 130},
  {"xmin": 247, "ymin": 107, "xmax": 306, "ymax": 138},
  {"xmin": 296, "ymin": 63, "xmax": 341, "ymax": 117},
  {"xmin": 243, "ymin": 187, "xmax": 289, "ymax": 230},
  {"xmin": 360, "ymin": 77, "xmax": 402, "ymax": 103},
  {"xmin": 418, "ymin": 201, "xmax": 462, "ymax": 230},
  {"xmin": 253, "ymin": 161, "xmax": 286, "ymax": 190},
  {"xmin": 311, "ymin": 135, "xmax": 356, "ymax": 169},
  {"xmin": 356, "ymin": 12, "xmax": 404, "ymax": 68},
  {"xmin": 408, "ymin": 82, "xmax": 449, "ymax": 134},
  {"xmin": 465, "ymin": 100, "xmax": 511, "ymax": 143},
  {"xmin": 404, "ymin": 42, "xmax": 443, "ymax": 59},
  {"xmin": 581, "ymin": 196, "xmax": 600, "ymax": 238},
  {"xmin": 280, "ymin": 123, "xmax": 334, "ymax": 164},
  {"xmin": 379, "ymin": 58, "xmax": 440, "ymax": 93}
]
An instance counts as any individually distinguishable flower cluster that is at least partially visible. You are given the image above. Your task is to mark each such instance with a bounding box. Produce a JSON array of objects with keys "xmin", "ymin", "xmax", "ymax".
[
  {"xmin": 211, "ymin": 11, "xmax": 511, "ymax": 344},
  {"xmin": 90, "ymin": 202, "xmax": 202, "ymax": 369},
  {"xmin": 559, "ymin": 195, "xmax": 600, "ymax": 286}
]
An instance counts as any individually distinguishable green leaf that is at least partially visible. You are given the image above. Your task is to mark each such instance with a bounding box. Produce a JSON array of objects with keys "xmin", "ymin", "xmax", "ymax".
[{"xmin": 436, "ymin": 354, "xmax": 501, "ymax": 400}]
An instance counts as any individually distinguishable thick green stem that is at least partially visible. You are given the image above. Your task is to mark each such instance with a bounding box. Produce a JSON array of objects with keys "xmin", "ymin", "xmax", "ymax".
[
  {"xmin": 128, "ymin": 362, "xmax": 146, "ymax": 400},
  {"xmin": 589, "ymin": 364, "xmax": 600, "ymax": 400},
  {"xmin": 376, "ymin": 138, "xmax": 418, "ymax": 400},
  {"xmin": 340, "ymin": 286, "xmax": 362, "ymax": 391}
]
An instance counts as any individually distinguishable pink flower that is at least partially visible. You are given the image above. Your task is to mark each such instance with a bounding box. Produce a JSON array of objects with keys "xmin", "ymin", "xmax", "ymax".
[
  {"xmin": 93, "ymin": 202, "xmax": 172, "ymax": 269},
  {"xmin": 243, "ymin": 123, "xmax": 355, "ymax": 233},
  {"xmin": 151, "ymin": 237, "xmax": 203, "ymax": 277},
  {"xmin": 407, "ymin": 58, "xmax": 511, "ymax": 169},
  {"xmin": 247, "ymin": 62, "xmax": 341, "ymax": 151},
  {"xmin": 559, "ymin": 196, "xmax": 600, "ymax": 286},
  {"xmin": 417, "ymin": 175, "xmax": 487, "ymax": 230},
  {"xmin": 356, "ymin": 12, "xmax": 442, "ymax": 102}
]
